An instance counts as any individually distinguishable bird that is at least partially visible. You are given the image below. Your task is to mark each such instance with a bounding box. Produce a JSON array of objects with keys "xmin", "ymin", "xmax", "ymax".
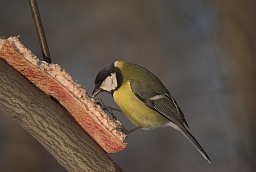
[{"xmin": 92, "ymin": 60, "xmax": 211, "ymax": 163}]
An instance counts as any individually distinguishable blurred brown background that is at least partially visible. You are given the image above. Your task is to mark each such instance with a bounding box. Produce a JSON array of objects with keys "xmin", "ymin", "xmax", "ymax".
[{"xmin": 0, "ymin": 0, "xmax": 255, "ymax": 172}]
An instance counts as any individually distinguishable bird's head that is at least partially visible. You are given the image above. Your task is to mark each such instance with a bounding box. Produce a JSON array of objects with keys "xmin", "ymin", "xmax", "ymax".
[{"xmin": 92, "ymin": 61, "xmax": 123, "ymax": 97}]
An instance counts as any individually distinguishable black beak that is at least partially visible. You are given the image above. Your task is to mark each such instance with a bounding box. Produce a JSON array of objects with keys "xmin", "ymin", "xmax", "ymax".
[{"xmin": 92, "ymin": 87, "xmax": 101, "ymax": 98}]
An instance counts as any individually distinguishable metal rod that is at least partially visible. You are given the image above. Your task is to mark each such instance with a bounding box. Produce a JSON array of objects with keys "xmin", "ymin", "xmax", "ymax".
[{"xmin": 29, "ymin": 0, "xmax": 52, "ymax": 63}]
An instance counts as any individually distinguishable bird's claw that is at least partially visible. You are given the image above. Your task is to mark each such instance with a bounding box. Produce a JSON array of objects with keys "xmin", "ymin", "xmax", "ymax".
[
  {"xmin": 114, "ymin": 126, "xmax": 129, "ymax": 135},
  {"xmin": 95, "ymin": 98, "xmax": 121, "ymax": 120}
]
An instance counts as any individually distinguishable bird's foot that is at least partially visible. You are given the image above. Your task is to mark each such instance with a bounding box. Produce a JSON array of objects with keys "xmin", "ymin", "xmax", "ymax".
[
  {"xmin": 114, "ymin": 126, "xmax": 129, "ymax": 135},
  {"xmin": 95, "ymin": 98, "xmax": 121, "ymax": 120}
]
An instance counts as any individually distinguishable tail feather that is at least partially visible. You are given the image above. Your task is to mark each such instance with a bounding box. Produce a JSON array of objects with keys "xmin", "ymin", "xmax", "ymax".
[{"xmin": 180, "ymin": 128, "xmax": 211, "ymax": 164}]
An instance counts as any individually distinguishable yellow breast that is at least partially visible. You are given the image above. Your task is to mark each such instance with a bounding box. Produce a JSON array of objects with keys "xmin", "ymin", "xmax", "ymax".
[{"xmin": 113, "ymin": 81, "xmax": 168, "ymax": 128}]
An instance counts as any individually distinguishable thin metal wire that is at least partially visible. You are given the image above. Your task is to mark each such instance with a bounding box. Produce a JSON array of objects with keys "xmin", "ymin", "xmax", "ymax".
[{"xmin": 28, "ymin": 0, "xmax": 52, "ymax": 63}]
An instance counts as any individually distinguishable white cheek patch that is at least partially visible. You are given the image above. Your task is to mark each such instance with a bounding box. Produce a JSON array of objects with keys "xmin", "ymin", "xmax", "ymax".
[{"xmin": 100, "ymin": 73, "xmax": 117, "ymax": 92}]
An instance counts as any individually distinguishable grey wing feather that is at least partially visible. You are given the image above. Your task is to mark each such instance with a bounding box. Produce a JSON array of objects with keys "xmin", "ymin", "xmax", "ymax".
[
  {"xmin": 165, "ymin": 94, "xmax": 189, "ymax": 128},
  {"xmin": 154, "ymin": 95, "xmax": 189, "ymax": 128},
  {"xmin": 130, "ymin": 80, "xmax": 188, "ymax": 128}
]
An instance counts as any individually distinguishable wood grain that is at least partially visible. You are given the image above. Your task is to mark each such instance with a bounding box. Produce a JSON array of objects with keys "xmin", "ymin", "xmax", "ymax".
[{"xmin": 0, "ymin": 59, "xmax": 121, "ymax": 171}]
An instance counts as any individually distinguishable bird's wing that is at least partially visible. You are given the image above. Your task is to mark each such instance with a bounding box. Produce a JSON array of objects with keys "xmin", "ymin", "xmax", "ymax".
[
  {"xmin": 130, "ymin": 80, "xmax": 211, "ymax": 163},
  {"xmin": 129, "ymin": 80, "xmax": 189, "ymax": 128}
]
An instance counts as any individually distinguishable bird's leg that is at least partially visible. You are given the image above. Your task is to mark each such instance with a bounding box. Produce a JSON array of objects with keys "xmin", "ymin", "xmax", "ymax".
[
  {"xmin": 95, "ymin": 98, "xmax": 121, "ymax": 112},
  {"xmin": 94, "ymin": 98, "xmax": 121, "ymax": 120},
  {"xmin": 127, "ymin": 127, "xmax": 141, "ymax": 134},
  {"xmin": 115, "ymin": 126, "xmax": 141, "ymax": 135}
]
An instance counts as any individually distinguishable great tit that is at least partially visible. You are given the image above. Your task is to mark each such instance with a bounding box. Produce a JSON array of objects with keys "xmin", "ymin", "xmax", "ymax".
[{"xmin": 92, "ymin": 60, "xmax": 211, "ymax": 163}]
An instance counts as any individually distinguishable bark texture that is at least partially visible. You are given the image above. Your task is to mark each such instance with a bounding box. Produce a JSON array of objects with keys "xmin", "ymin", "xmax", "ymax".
[
  {"xmin": 0, "ymin": 59, "xmax": 122, "ymax": 172},
  {"xmin": 0, "ymin": 37, "xmax": 126, "ymax": 153}
]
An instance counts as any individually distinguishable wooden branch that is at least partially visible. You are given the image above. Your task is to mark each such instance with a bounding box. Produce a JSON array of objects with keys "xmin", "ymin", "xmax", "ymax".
[
  {"xmin": 0, "ymin": 38, "xmax": 123, "ymax": 171},
  {"xmin": 0, "ymin": 37, "xmax": 127, "ymax": 153}
]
